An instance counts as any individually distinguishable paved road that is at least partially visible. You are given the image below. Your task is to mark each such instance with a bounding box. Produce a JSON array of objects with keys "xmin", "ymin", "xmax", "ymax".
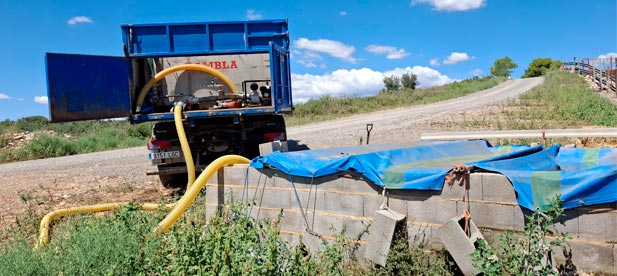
[{"xmin": 288, "ymin": 77, "xmax": 544, "ymax": 148}]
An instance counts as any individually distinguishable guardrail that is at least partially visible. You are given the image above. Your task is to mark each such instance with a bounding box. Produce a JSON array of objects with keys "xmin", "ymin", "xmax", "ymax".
[{"xmin": 561, "ymin": 58, "xmax": 616, "ymax": 93}]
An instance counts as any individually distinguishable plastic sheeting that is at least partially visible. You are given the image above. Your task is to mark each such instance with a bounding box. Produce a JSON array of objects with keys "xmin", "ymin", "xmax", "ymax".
[{"xmin": 251, "ymin": 140, "xmax": 617, "ymax": 211}]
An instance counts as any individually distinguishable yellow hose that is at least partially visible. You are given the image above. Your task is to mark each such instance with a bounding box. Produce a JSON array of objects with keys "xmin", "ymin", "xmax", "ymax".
[
  {"xmin": 174, "ymin": 103, "xmax": 195, "ymax": 188},
  {"xmin": 36, "ymin": 202, "xmax": 172, "ymax": 249},
  {"xmin": 135, "ymin": 64, "xmax": 239, "ymax": 112},
  {"xmin": 153, "ymin": 154, "xmax": 250, "ymax": 234}
]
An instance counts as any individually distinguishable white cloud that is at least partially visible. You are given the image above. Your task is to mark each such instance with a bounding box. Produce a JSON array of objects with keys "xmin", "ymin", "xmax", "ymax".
[
  {"xmin": 412, "ymin": 0, "xmax": 485, "ymax": 11},
  {"xmin": 470, "ymin": 69, "xmax": 483, "ymax": 76},
  {"xmin": 294, "ymin": 38, "xmax": 357, "ymax": 63},
  {"xmin": 291, "ymin": 66, "xmax": 454, "ymax": 103},
  {"xmin": 0, "ymin": 93, "xmax": 10, "ymax": 100},
  {"xmin": 443, "ymin": 52, "xmax": 475, "ymax": 64},
  {"xmin": 246, "ymin": 9, "xmax": 262, "ymax": 20},
  {"xmin": 67, "ymin": 16, "xmax": 92, "ymax": 25},
  {"xmin": 366, "ymin": 44, "xmax": 410, "ymax": 59},
  {"xmin": 297, "ymin": 60, "xmax": 317, "ymax": 68},
  {"xmin": 340, "ymin": 11, "xmax": 348, "ymax": 16},
  {"xmin": 34, "ymin": 96, "xmax": 48, "ymax": 104},
  {"xmin": 429, "ymin": 58, "xmax": 440, "ymax": 66},
  {"xmin": 598, "ymin": 52, "xmax": 617, "ymax": 59}
]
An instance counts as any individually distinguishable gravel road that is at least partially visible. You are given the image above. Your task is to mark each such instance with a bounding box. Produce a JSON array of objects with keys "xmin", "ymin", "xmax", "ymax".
[
  {"xmin": 288, "ymin": 77, "xmax": 544, "ymax": 148},
  {"xmin": 0, "ymin": 77, "xmax": 543, "ymax": 226}
]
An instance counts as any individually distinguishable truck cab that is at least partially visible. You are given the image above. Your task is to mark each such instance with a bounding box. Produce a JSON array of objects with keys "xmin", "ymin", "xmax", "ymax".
[{"xmin": 45, "ymin": 19, "xmax": 293, "ymax": 188}]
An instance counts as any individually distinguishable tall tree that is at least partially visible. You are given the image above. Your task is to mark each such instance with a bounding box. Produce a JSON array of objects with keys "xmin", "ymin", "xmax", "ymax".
[
  {"xmin": 401, "ymin": 73, "xmax": 419, "ymax": 89},
  {"xmin": 383, "ymin": 75, "xmax": 401, "ymax": 91},
  {"xmin": 490, "ymin": 56, "xmax": 518, "ymax": 78},
  {"xmin": 522, "ymin": 58, "xmax": 562, "ymax": 78}
]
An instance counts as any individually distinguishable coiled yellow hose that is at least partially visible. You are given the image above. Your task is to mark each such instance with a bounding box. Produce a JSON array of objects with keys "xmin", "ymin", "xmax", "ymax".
[
  {"xmin": 36, "ymin": 202, "xmax": 172, "ymax": 249},
  {"xmin": 153, "ymin": 154, "xmax": 249, "ymax": 234},
  {"xmin": 135, "ymin": 64, "xmax": 239, "ymax": 112}
]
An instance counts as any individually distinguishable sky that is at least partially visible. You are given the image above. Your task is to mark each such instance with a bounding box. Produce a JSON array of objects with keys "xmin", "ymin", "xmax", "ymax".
[{"xmin": 0, "ymin": 0, "xmax": 615, "ymax": 120}]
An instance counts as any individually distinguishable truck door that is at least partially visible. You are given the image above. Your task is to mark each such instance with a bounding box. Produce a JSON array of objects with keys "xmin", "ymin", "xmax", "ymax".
[
  {"xmin": 46, "ymin": 53, "xmax": 131, "ymax": 122},
  {"xmin": 269, "ymin": 43, "xmax": 293, "ymax": 111}
]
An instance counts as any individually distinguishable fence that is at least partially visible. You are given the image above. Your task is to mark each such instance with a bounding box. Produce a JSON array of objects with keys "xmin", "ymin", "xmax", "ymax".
[{"xmin": 562, "ymin": 57, "xmax": 617, "ymax": 93}]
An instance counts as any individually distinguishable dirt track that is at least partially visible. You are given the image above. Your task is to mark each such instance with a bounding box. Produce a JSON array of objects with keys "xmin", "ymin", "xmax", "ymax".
[{"xmin": 0, "ymin": 77, "xmax": 543, "ymax": 227}]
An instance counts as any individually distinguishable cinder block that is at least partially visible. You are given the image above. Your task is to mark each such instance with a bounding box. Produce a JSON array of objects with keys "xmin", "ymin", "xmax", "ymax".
[
  {"xmin": 301, "ymin": 232, "xmax": 324, "ymax": 254},
  {"xmin": 407, "ymin": 198, "xmax": 458, "ymax": 225},
  {"xmin": 438, "ymin": 174, "xmax": 482, "ymax": 201},
  {"xmin": 363, "ymin": 196, "xmax": 407, "ymax": 217},
  {"xmin": 462, "ymin": 201, "xmax": 516, "ymax": 230},
  {"xmin": 552, "ymin": 209, "xmax": 579, "ymax": 238},
  {"xmin": 324, "ymin": 192, "xmax": 365, "ymax": 217},
  {"xmin": 221, "ymin": 165, "xmax": 250, "ymax": 185},
  {"xmin": 259, "ymin": 141, "xmax": 288, "ymax": 155},
  {"xmin": 343, "ymin": 218, "xmax": 370, "ymax": 239},
  {"xmin": 577, "ymin": 210, "xmax": 617, "ymax": 241},
  {"xmin": 513, "ymin": 205, "xmax": 527, "ymax": 232},
  {"xmin": 364, "ymin": 209, "xmax": 407, "ymax": 266},
  {"xmin": 480, "ymin": 173, "xmax": 517, "ymax": 203},
  {"xmin": 279, "ymin": 210, "xmax": 305, "ymax": 232},
  {"xmin": 436, "ymin": 214, "xmax": 484, "ymax": 276},
  {"xmin": 311, "ymin": 214, "xmax": 344, "ymax": 236},
  {"xmin": 258, "ymin": 187, "xmax": 292, "ymax": 209},
  {"xmin": 292, "ymin": 190, "xmax": 326, "ymax": 213},
  {"xmin": 569, "ymin": 240, "xmax": 615, "ymax": 273},
  {"xmin": 340, "ymin": 176, "xmax": 380, "ymax": 194}
]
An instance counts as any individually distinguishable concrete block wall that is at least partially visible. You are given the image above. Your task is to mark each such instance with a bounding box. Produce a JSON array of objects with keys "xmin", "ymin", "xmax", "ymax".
[{"xmin": 204, "ymin": 164, "xmax": 617, "ymax": 274}]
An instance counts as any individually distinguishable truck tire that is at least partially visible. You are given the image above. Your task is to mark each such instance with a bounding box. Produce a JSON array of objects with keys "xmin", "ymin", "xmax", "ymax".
[{"xmin": 159, "ymin": 173, "xmax": 188, "ymax": 189}]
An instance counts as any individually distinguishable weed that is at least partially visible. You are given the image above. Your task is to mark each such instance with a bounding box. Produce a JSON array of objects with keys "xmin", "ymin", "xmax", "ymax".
[{"xmin": 471, "ymin": 196, "xmax": 572, "ymax": 276}]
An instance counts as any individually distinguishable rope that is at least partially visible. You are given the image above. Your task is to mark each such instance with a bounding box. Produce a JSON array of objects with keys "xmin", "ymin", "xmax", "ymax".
[
  {"xmin": 379, "ymin": 186, "xmax": 389, "ymax": 210},
  {"xmin": 288, "ymin": 174, "xmax": 312, "ymax": 231},
  {"xmin": 446, "ymin": 163, "xmax": 472, "ymax": 237}
]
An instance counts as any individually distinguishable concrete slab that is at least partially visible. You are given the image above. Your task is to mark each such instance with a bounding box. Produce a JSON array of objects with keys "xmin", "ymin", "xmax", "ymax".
[
  {"xmin": 480, "ymin": 173, "xmax": 517, "ymax": 203},
  {"xmin": 364, "ymin": 209, "xmax": 407, "ymax": 266},
  {"xmin": 577, "ymin": 209, "xmax": 617, "ymax": 241},
  {"xmin": 569, "ymin": 240, "xmax": 615, "ymax": 273},
  {"xmin": 436, "ymin": 214, "xmax": 484, "ymax": 276},
  {"xmin": 324, "ymin": 192, "xmax": 365, "ymax": 217},
  {"xmin": 462, "ymin": 201, "xmax": 516, "ymax": 230},
  {"xmin": 408, "ymin": 198, "xmax": 458, "ymax": 225}
]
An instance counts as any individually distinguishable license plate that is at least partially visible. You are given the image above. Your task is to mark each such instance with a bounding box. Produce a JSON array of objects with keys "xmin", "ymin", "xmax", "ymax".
[{"xmin": 149, "ymin": 151, "xmax": 181, "ymax": 160}]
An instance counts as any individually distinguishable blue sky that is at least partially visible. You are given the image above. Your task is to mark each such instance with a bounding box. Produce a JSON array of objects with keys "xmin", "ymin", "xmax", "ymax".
[{"xmin": 0, "ymin": 0, "xmax": 615, "ymax": 120}]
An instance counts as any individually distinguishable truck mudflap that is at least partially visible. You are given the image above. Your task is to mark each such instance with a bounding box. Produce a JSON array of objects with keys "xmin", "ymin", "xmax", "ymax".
[{"xmin": 45, "ymin": 53, "xmax": 131, "ymax": 122}]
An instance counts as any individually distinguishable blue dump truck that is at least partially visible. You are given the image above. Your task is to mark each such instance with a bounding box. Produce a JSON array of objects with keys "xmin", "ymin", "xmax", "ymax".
[{"xmin": 45, "ymin": 19, "xmax": 292, "ymax": 188}]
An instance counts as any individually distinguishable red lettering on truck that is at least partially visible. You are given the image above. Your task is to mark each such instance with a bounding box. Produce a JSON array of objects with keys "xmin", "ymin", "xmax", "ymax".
[{"xmin": 185, "ymin": 60, "xmax": 238, "ymax": 69}]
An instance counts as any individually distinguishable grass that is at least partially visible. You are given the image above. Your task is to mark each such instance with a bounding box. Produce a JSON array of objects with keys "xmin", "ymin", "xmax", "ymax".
[
  {"xmin": 285, "ymin": 76, "xmax": 505, "ymax": 125},
  {"xmin": 456, "ymin": 71, "xmax": 617, "ymax": 130},
  {"xmin": 0, "ymin": 119, "xmax": 152, "ymax": 163},
  {"xmin": 0, "ymin": 198, "xmax": 454, "ymax": 275}
]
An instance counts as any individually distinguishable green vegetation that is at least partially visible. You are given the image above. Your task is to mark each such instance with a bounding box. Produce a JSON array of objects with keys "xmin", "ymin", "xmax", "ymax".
[
  {"xmin": 0, "ymin": 197, "xmax": 454, "ymax": 275},
  {"xmin": 383, "ymin": 72, "xmax": 418, "ymax": 91},
  {"xmin": 472, "ymin": 197, "xmax": 573, "ymax": 276},
  {"xmin": 468, "ymin": 71, "xmax": 617, "ymax": 130},
  {"xmin": 490, "ymin": 56, "xmax": 518, "ymax": 78},
  {"xmin": 522, "ymin": 58, "xmax": 562, "ymax": 78},
  {"xmin": 0, "ymin": 118, "xmax": 152, "ymax": 163},
  {"xmin": 286, "ymin": 76, "xmax": 505, "ymax": 125}
]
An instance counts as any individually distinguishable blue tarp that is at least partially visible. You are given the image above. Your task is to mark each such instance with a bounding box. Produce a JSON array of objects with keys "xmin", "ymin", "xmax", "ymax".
[{"xmin": 251, "ymin": 140, "xmax": 617, "ymax": 211}]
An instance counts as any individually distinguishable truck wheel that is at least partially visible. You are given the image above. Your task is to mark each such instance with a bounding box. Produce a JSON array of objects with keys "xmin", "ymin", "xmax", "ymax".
[{"xmin": 159, "ymin": 173, "xmax": 188, "ymax": 189}]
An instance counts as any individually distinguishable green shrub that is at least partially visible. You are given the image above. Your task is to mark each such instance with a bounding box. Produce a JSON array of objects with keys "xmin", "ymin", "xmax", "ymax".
[
  {"xmin": 18, "ymin": 134, "xmax": 77, "ymax": 159},
  {"xmin": 471, "ymin": 197, "xmax": 572, "ymax": 276}
]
